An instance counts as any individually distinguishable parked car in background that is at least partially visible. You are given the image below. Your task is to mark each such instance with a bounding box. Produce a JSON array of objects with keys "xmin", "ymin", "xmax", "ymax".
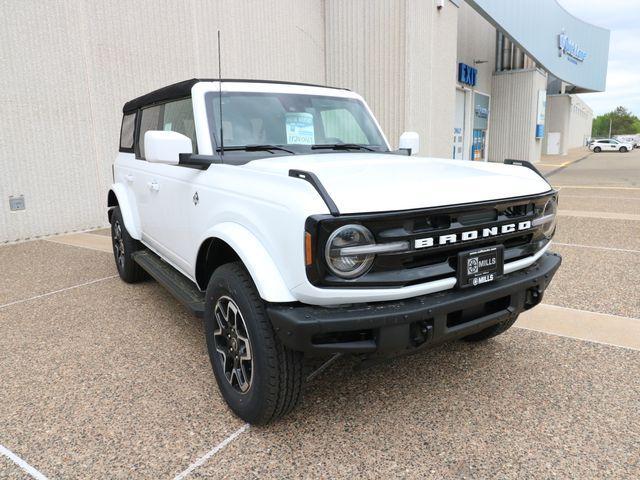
[
  {"xmin": 614, "ymin": 135, "xmax": 639, "ymax": 149},
  {"xmin": 589, "ymin": 138, "xmax": 634, "ymax": 153}
]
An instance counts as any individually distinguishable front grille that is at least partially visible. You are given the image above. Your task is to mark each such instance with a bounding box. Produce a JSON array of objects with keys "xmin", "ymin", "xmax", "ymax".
[{"xmin": 306, "ymin": 191, "xmax": 556, "ymax": 288}]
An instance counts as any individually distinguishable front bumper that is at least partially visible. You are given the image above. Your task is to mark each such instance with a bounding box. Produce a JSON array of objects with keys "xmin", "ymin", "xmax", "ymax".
[{"xmin": 267, "ymin": 252, "xmax": 561, "ymax": 356}]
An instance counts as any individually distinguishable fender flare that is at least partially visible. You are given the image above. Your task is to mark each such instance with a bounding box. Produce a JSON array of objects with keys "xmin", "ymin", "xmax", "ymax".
[
  {"xmin": 107, "ymin": 183, "xmax": 142, "ymax": 240},
  {"xmin": 198, "ymin": 223, "xmax": 296, "ymax": 303}
]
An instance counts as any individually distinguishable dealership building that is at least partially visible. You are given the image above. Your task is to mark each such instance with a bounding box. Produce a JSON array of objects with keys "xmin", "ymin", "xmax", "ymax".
[{"xmin": 1, "ymin": 0, "xmax": 609, "ymax": 243}]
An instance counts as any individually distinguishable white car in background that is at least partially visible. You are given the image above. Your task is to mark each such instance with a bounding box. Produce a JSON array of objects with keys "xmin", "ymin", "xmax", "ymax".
[{"xmin": 589, "ymin": 138, "xmax": 633, "ymax": 153}]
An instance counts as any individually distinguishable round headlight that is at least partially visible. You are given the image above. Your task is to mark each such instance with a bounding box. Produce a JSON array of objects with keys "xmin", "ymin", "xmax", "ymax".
[
  {"xmin": 325, "ymin": 225, "xmax": 375, "ymax": 279},
  {"xmin": 541, "ymin": 197, "xmax": 558, "ymax": 238}
]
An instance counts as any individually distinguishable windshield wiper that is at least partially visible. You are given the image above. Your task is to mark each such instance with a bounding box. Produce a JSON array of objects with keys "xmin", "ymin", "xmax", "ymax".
[
  {"xmin": 217, "ymin": 144, "xmax": 295, "ymax": 154},
  {"xmin": 311, "ymin": 143, "xmax": 376, "ymax": 152}
]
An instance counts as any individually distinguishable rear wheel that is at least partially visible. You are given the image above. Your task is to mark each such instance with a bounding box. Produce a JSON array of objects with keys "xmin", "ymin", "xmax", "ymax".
[
  {"xmin": 204, "ymin": 262, "xmax": 304, "ymax": 424},
  {"xmin": 462, "ymin": 314, "xmax": 519, "ymax": 342},
  {"xmin": 593, "ymin": 146, "xmax": 601, "ymax": 153},
  {"xmin": 110, "ymin": 207, "xmax": 147, "ymax": 283},
  {"xmin": 620, "ymin": 146, "xmax": 628, "ymax": 153}
]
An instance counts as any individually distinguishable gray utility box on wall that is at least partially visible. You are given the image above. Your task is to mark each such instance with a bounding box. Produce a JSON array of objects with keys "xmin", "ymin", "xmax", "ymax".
[{"xmin": 9, "ymin": 195, "xmax": 25, "ymax": 211}]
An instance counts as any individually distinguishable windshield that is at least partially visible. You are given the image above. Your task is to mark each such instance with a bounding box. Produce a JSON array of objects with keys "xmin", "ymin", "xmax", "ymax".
[{"xmin": 205, "ymin": 91, "xmax": 388, "ymax": 153}]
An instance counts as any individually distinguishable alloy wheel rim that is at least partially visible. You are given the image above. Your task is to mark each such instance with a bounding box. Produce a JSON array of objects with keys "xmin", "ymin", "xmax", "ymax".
[
  {"xmin": 113, "ymin": 221, "xmax": 125, "ymax": 270},
  {"xmin": 213, "ymin": 296, "xmax": 253, "ymax": 393}
]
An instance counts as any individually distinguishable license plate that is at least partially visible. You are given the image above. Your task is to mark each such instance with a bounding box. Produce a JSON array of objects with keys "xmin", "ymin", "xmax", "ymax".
[{"xmin": 457, "ymin": 245, "xmax": 504, "ymax": 288}]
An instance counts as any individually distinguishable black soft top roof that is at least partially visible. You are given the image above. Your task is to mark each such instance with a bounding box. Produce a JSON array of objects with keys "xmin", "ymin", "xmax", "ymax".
[{"xmin": 122, "ymin": 78, "xmax": 348, "ymax": 113}]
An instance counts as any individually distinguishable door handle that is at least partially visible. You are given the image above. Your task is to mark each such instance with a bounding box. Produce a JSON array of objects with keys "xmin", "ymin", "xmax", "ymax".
[
  {"xmin": 148, "ymin": 181, "xmax": 160, "ymax": 192},
  {"xmin": 125, "ymin": 174, "xmax": 134, "ymax": 183}
]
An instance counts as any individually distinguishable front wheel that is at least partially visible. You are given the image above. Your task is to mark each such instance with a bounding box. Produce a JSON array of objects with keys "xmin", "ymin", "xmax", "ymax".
[
  {"xmin": 110, "ymin": 207, "xmax": 147, "ymax": 283},
  {"xmin": 204, "ymin": 262, "xmax": 304, "ymax": 424},
  {"xmin": 620, "ymin": 146, "xmax": 628, "ymax": 153},
  {"xmin": 593, "ymin": 146, "xmax": 602, "ymax": 153}
]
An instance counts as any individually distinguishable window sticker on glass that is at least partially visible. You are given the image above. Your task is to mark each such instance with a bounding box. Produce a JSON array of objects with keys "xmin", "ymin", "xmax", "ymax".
[{"xmin": 286, "ymin": 112, "xmax": 315, "ymax": 145}]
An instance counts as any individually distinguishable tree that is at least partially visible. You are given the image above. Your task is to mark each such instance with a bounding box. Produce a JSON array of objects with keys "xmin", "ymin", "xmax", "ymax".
[{"xmin": 592, "ymin": 106, "xmax": 640, "ymax": 137}]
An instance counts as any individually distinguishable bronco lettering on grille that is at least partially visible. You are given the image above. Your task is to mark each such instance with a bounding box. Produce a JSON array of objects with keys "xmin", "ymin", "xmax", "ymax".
[{"xmin": 414, "ymin": 221, "xmax": 532, "ymax": 249}]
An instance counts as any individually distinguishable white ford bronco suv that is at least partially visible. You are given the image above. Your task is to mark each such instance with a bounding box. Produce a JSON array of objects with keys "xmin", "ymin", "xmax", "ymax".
[{"xmin": 108, "ymin": 79, "xmax": 561, "ymax": 424}]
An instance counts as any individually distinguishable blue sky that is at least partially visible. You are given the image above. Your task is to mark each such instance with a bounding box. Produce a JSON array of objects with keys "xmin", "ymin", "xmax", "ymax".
[{"xmin": 558, "ymin": 0, "xmax": 640, "ymax": 117}]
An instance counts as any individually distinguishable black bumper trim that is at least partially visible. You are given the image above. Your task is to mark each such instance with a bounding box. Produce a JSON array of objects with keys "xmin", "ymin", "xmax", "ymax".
[{"xmin": 267, "ymin": 252, "xmax": 561, "ymax": 356}]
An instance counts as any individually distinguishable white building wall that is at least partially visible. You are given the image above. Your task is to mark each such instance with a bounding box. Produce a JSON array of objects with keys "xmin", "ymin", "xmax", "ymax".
[
  {"xmin": 326, "ymin": 0, "xmax": 458, "ymax": 158},
  {"xmin": 544, "ymin": 94, "xmax": 593, "ymax": 154},
  {"xmin": 567, "ymin": 95, "xmax": 594, "ymax": 148},
  {"xmin": 488, "ymin": 69, "xmax": 548, "ymax": 163},
  {"xmin": 0, "ymin": 0, "xmax": 326, "ymax": 243},
  {"xmin": 544, "ymin": 95, "xmax": 570, "ymax": 154},
  {"xmin": 457, "ymin": 1, "xmax": 496, "ymax": 95}
]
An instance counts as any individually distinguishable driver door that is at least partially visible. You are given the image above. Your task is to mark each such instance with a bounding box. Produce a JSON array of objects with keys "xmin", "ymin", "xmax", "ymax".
[{"xmin": 136, "ymin": 99, "xmax": 199, "ymax": 275}]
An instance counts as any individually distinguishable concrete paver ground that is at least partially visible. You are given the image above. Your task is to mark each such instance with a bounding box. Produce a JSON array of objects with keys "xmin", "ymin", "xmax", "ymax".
[
  {"xmin": 0, "ymin": 241, "xmax": 115, "ymax": 306},
  {"xmin": 1, "ymin": 255, "xmax": 243, "ymax": 478},
  {"xmin": 558, "ymin": 194, "xmax": 640, "ymax": 215},
  {"xmin": 197, "ymin": 330, "xmax": 640, "ymax": 479},
  {"xmin": 543, "ymin": 244, "xmax": 640, "ymax": 319},
  {"xmin": 1, "ymin": 149, "xmax": 639, "ymax": 479},
  {"xmin": 554, "ymin": 215, "xmax": 640, "ymax": 250}
]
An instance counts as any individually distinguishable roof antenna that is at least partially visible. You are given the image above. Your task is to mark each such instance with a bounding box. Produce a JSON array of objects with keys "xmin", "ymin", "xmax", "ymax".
[{"xmin": 217, "ymin": 30, "xmax": 224, "ymax": 158}]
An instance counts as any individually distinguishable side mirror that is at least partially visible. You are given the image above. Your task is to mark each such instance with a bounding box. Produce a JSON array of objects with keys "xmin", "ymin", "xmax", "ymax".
[
  {"xmin": 398, "ymin": 132, "xmax": 420, "ymax": 155},
  {"xmin": 399, "ymin": 131, "xmax": 420, "ymax": 156},
  {"xmin": 144, "ymin": 130, "xmax": 193, "ymax": 165}
]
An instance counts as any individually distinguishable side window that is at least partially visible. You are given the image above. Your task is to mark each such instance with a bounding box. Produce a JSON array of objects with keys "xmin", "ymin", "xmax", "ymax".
[
  {"xmin": 119, "ymin": 112, "xmax": 136, "ymax": 151},
  {"xmin": 137, "ymin": 105, "xmax": 162, "ymax": 159},
  {"xmin": 320, "ymin": 108, "xmax": 368, "ymax": 144},
  {"xmin": 135, "ymin": 98, "xmax": 197, "ymax": 160},
  {"xmin": 163, "ymin": 98, "xmax": 198, "ymax": 153}
]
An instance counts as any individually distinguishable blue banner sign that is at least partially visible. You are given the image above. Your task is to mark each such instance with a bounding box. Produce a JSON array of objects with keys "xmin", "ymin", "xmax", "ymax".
[{"xmin": 458, "ymin": 63, "xmax": 477, "ymax": 87}]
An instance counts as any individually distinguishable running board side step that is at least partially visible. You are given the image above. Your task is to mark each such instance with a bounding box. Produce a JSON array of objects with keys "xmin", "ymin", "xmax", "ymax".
[{"xmin": 132, "ymin": 250, "xmax": 205, "ymax": 317}]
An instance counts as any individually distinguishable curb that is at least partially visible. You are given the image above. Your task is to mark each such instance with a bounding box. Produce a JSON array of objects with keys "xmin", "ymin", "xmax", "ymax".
[{"xmin": 545, "ymin": 152, "xmax": 592, "ymax": 177}]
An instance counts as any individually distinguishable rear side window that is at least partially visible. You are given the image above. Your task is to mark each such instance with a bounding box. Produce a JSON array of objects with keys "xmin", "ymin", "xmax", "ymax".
[
  {"xmin": 135, "ymin": 98, "xmax": 197, "ymax": 159},
  {"xmin": 119, "ymin": 112, "xmax": 136, "ymax": 151},
  {"xmin": 137, "ymin": 105, "xmax": 162, "ymax": 159}
]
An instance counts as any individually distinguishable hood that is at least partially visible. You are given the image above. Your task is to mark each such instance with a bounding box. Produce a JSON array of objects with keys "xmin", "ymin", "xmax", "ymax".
[{"xmin": 242, "ymin": 153, "xmax": 552, "ymax": 214}]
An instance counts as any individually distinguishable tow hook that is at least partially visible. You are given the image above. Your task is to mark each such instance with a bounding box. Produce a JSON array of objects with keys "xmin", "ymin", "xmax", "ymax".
[{"xmin": 524, "ymin": 287, "xmax": 543, "ymax": 310}]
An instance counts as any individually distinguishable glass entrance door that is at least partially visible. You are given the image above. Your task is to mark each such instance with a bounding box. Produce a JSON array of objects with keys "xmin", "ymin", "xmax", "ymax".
[{"xmin": 471, "ymin": 93, "xmax": 490, "ymax": 161}]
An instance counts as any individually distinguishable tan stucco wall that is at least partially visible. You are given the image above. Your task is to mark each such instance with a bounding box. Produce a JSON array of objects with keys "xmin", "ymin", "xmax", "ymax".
[{"xmin": 0, "ymin": 0, "xmax": 326, "ymax": 243}]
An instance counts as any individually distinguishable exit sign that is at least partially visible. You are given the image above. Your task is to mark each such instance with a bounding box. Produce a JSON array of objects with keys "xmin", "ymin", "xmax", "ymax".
[{"xmin": 458, "ymin": 63, "xmax": 477, "ymax": 86}]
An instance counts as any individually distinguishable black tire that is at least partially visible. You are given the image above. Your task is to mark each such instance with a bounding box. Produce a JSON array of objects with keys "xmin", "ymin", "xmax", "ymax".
[
  {"xmin": 620, "ymin": 146, "xmax": 628, "ymax": 153},
  {"xmin": 462, "ymin": 314, "xmax": 519, "ymax": 342},
  {"xmin": 204, "ymin": 262, "xmax": 304, "ymax": 424},
  {"xmin": 593, "ymin": 146, "xmax": 601, "ymax": 153},
  {"xmin": 110, "ymin": 207, "xmax": 147, "ymax": 283}
]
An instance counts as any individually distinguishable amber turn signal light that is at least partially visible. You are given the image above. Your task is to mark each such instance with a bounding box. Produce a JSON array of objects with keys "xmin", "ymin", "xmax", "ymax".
[{"xmin": 305, "ymin": 232, "xmax": 313, "ymax": 266}]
